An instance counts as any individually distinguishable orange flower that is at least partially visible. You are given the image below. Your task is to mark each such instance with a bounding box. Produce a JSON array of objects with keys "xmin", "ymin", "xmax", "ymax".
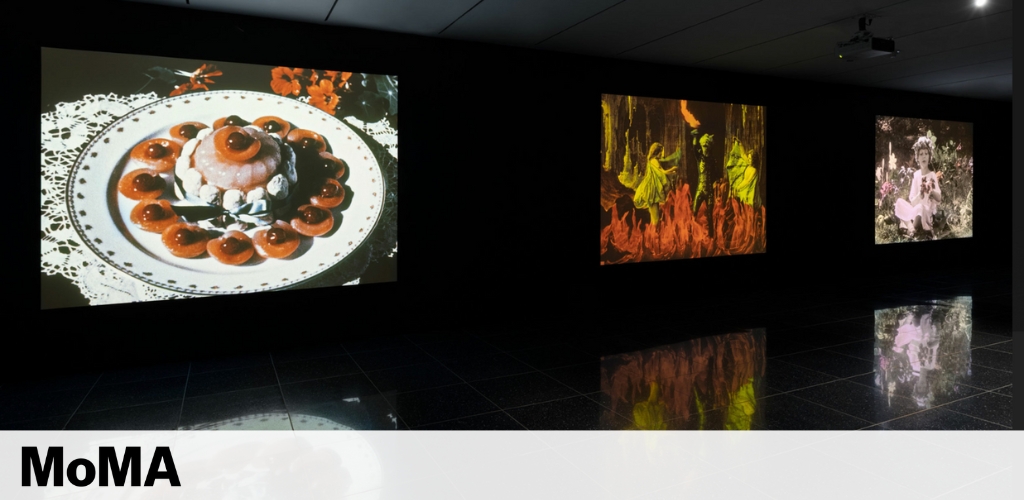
[
  {"xmin": 170, "ymin": 64, "xmax": 222, "ymax": 97},
  {"xmin": 169, "ymin": 83, "xmax": 190, "ymax": 97},
  {"xmin": 170, "ymin": 81, "xmax": 209, "ymax": 97},
  {"xmin": 191, "ymin": 64, "xmax": 222, "ymax": 85},
  {"xmin": 307, "ymin": 80, "xmax": 340, "ymax": 115},
  {"xmin": 323, "ymin": 71, "xmax": 352, "ymax": 86},
  {"xmin": 271, "ymin": 67, "xmax": 304, "ymax": 96}
]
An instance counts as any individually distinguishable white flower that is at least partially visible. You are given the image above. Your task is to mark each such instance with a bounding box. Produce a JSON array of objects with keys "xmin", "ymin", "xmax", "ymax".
[
  {"xmin": 246, "ymin": 187, "xmax": 269, "ymax": 204},
  {"xmin": 182, "ymin": 169, "xmax": 204, "ymax": 197},
  {"xmin": 180, "ymin": 138, "xmax": 199, "ymax": 158},
  {"xmin": 174, "ymin": 154, "xmax": 192, "ymax": 178},
  {"xmin": 199, "ymin": 184, "xmax": 221, "ymax": 206},
  {"xmin": 223, "ymin": 189, "xmax": 245, "ymax": 211}
]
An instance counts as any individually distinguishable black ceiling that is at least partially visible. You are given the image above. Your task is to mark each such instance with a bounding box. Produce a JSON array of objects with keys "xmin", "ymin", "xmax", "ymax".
[{"xmin": 135, "ymin": 0, "xmax": 1012, "ymax": 101}]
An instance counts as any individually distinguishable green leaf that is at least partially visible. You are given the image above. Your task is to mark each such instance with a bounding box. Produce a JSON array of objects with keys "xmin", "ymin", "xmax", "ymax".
[
  {"xmin": 145, "ymin": 67, "xmax": 180, "ymax": 85},
  {"xmin": 373, "ymin": 75, "xmax": 398, "ymax": 115}
]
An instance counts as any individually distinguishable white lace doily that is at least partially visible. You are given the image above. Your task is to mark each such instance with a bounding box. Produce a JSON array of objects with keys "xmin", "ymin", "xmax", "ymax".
[{"xmin": 41, "ymin": 93, "xmax": 397, "ymax": 306}]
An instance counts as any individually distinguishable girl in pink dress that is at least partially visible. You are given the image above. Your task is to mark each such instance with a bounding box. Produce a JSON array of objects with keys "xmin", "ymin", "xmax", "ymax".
[
  {"xmin": 893, "ymin": 310, "xmax": 941, "ymax": 407},
  {"xmin": 894, "ymin": 137, "xmax": 941, "ymax": 239}
]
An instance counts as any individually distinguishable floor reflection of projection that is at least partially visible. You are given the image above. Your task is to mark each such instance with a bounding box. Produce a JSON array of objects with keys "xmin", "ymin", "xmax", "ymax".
[
  {"xmin": 181, "ymin": 397, "xmax": 400, "ymax": 431},
  {"xmin": 171, "ymin": 425, "xmax": 383, "ymax": 499},
  {"xmin": 182, "ymin": 413, "xmax": 350, "ymax": 431},
  {"xmin": 600, "ymin": 330, "xmax": 766, "ymax": 430},
  {"xmin": 873, "ymin": 297, "xmax": 973, "ymax": 408}
]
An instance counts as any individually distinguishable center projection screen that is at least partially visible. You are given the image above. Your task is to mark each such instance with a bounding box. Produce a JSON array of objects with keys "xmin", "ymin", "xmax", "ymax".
[{"xmin": 600, "ymin": 94, "xmax": 766, "ymax": 265}]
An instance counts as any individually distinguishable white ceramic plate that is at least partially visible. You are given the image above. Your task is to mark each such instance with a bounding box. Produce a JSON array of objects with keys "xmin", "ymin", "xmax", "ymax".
[{"xmin": 67, "ymin": 90, "xmax": 386, "ymax": 295}]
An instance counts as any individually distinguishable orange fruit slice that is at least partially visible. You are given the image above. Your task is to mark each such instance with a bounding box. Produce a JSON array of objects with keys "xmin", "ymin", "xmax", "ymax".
[
  {"xmin": 169, "ymin": 122, "xmax": 209, "ymax": 143},
  {"xmin": 310, "ymin": 178, "xmax": 345, "ymax": 208},
  {"xmin": 129, "ymin": 139, "xmax": 181, "ymax": 172},
  {"xmin": 253, "ymin": 116, "xmax": 291, "ymax": 139},
  {"xmin": 213, "ymin": 126, "xmax": 262, "ymax": 163},
  {"xmin": 117, "ymin": 169, "xmax": 166, "ymax": 200},
  {"xmin": 286, "ymin": 129, "xmax": 326, "ymax": 153},
  {"xmin": 161, "ymin": 222, "xmax": 209, "ymax": 258},
  {"xmin": 213, "ymin": 115, "xmax": 250, "ymax": 129},
  {"xmin": 207, "ymin": 230, "xmax": 255, "ymax": 265},
  {"xmin": 290, "ymin": 204, "xmax": 334, "ymax": 237},
  {"xmin": 253, "ymin": 221, "xmax": 301, "ymax": 259},
  {"xmin": 129, "ymin": 199, "xmax": 179, "ymax": 233}
]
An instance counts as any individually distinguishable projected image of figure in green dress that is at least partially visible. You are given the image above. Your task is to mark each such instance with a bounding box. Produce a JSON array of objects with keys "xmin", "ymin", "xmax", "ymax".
[
  {"xmin": 632, "ymin": 142, "xmax": 681, "ymax": 225},
  {"xmin": 725, "ymin": 139, "xmax": 759, "ymax": 207}
]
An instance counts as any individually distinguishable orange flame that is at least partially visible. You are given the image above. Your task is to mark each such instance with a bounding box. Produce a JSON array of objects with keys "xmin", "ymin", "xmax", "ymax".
[
  {"xmin": 680, "ymin": 100, "xmax": 701, "ymax": 129},
  {"xmin": 600, "ymin": 182, "xmax": 765, "ymax": 264}
]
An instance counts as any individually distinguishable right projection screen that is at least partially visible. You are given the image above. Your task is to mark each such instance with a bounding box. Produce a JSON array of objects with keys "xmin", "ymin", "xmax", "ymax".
[{"xmin": 875, "ymin": 116, "xmax": 973, "ymax": 244}]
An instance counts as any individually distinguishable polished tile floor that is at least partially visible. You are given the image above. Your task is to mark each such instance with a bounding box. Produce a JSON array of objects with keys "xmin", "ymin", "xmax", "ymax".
[{"xmin": 7, "ymin": 271, "xmax": 1012, "ymax": 430}]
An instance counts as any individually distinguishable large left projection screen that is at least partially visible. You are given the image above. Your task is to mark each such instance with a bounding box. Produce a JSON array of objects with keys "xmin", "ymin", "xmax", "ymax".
[
  {"xmin": 41, "ymin": 48, "xmax": 398, "ymax": 308},
  {"xmin": 600, "ymin": 95, "xmax": 766, "ymax": 264}
]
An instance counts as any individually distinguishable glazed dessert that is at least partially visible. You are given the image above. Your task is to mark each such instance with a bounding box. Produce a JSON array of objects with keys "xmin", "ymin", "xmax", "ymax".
[
  {"xmin": 174, "ymin": 115, "xmax": 298, "ymax": 215},
  {"xmin": 114, "ymin": 111, "xmax": 350, "ymax": 267}
]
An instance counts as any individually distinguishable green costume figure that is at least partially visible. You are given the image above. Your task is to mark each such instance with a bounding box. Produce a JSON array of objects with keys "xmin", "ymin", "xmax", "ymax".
[
  {"xmin": 632, "ymin": 142, "xmax": 680, "ymax": 225},
  {"xmin": 692, "ymin": 129, "xmax": 716, "ymax": 230}
]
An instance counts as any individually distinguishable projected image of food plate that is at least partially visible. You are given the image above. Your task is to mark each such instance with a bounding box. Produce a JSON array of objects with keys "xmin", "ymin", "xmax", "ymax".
[
  {"xmin": 875, "ymin": 116, "xmax": 972, "ymax": 244},
  {"xmin": 40, "ymin": 48, "xmax": 397, "ymax": 307},
  {"xmin": 600, "ymin": 95, "xmax": 765, "ymax": 264}
]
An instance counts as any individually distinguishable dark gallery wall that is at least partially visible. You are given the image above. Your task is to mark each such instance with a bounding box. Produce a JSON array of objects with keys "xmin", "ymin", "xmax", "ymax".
[{"xmin": 14, "ymin": 1, "xmax": 1011, "ymax": 376}]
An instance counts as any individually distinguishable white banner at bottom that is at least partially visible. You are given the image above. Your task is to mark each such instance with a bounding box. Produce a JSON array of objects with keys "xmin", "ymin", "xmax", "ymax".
[{"xmin": 2, "ymin": 430, "xmax": 1017, "ymax": 499}]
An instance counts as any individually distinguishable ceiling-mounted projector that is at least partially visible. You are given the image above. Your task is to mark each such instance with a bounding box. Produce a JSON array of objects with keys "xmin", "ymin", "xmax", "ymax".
[{"xmin": 836, "ymin": 16, "xmax": 898, "ymax": 61}]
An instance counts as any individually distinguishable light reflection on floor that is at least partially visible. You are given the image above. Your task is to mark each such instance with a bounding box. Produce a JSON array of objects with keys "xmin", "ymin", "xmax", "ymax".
[
  {"xmin": 1, "ymin": 277, "xmax": 1012, "ymax": 431},
  {"xmin": 872, "ymin": 297, "xmax": 973, "ymax": 409},
  {"xmin": 601, "ymin": 330, "xmax": 765, "ymax": 430}
]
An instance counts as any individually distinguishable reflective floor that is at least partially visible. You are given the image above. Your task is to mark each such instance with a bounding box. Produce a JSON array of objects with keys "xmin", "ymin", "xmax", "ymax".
[{"xmin": 6, "ymin": 271, "xmax": 1012, "ymax": 430}]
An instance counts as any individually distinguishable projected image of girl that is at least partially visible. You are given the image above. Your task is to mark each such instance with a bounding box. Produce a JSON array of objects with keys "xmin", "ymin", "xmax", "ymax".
[
  {"xmin": 893, "ymin": 137, "xmax": 941, "ymax": 239},
  {"xmin": 875, "ymin": 116, "xmax": 972, "ymax": 244}
]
